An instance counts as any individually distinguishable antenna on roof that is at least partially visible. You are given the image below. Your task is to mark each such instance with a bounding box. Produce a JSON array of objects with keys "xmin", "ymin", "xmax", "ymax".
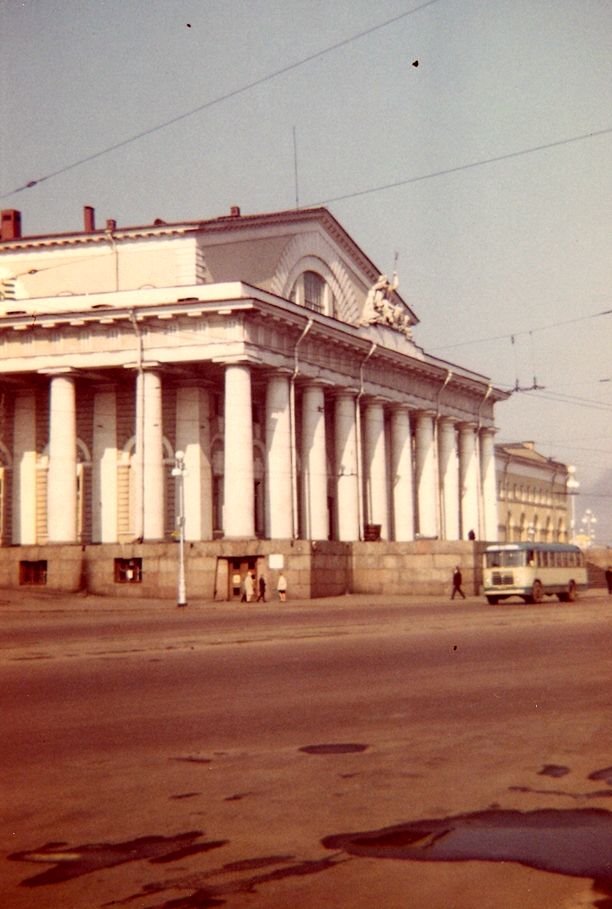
[{"xmin": 293, "ymin": 126, "xmax": 300, "ymax": 210}]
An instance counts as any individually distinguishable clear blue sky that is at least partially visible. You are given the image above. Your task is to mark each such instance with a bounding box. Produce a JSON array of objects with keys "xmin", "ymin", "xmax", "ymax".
[{"xmin": 1, "ymin": 0, "xmax": 611, "ymax": 542}]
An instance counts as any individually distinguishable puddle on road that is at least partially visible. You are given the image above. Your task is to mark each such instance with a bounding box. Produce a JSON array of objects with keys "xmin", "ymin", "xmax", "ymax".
[
  {"xmin": 322, "ymin": 807, "xmax": 612, "ymax": 903},
  {"xmin": 9, "ymin": 831, "xmax": 227, "ymax": 886},
  {"xmin": 299, "ymin": 743, "xmax": 368, "ymax": 755},
  {"xmin": 591, "ymin": 767, "xmax": 612, "ymax": 786},
  {"xmin": 539, "ymin": 764, "xmax": 571, "ymax": 778},
  {"xmin": 171, "ymin": 756, "xmax": 212, "ymax": 765}
]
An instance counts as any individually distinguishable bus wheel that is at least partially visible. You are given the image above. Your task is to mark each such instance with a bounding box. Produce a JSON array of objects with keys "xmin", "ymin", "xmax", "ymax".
[
  {"xmin": 486, "ymin": 595, "xmax": 500, "ymax": 605},
  {"xmin": 567, "ymin": 580, "xmax": 577, "ymax": 602},
  {"xmin": 531, "ymin": 580, "xmax": 544, "ymax": 603}
]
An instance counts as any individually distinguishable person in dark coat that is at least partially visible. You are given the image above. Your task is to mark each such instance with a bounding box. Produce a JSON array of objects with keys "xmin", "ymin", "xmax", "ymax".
[
  {"xmin": 451, "ymin": 566, "xmax": 466, "ymax": 600},
  {"xmin": 257, "ymin": 575, "xmax": 267, "ymax": 602}
]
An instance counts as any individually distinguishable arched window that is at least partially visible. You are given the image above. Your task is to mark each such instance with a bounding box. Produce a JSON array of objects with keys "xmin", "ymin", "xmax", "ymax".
[{"xmin": 290, "ymin": 270, "xmax": 335, "ymax": 316}]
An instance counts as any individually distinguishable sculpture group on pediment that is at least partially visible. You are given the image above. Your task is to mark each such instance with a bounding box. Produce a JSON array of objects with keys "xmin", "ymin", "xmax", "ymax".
[{"xmin": 358, "ymin": 272, "xmax": 412, "ymax": 338}]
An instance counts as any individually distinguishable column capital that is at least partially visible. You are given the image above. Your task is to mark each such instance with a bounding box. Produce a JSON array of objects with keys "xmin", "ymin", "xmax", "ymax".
[
  {"xmin": 388, "ymin": 401, "xmax": 412, "ymax": 415},
  {"xmin": 329, "ymin": 386, "xmax": 359, "ymax": 399},
  {"xmin": 37, "ymin": 366, "xmax": 77, "ymax": 377},
  {"xmin": 298, "ymin": 377, "xmax": 334, "ymax": 390},
  {"xmin": 362, "ymin": 395, "xmax": 389, "ymax": 410},
  {"xmin": 123, "ymin": 361, "xmax": 161, "ymax": 372}
]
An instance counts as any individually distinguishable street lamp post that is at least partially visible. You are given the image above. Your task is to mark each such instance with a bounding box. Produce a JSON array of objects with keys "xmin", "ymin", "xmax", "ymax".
[
  {"xmin": 566, "ymin": 465, "xmax": 579, "ymax": 543},
  {"xmin": 172, "ymin": 450, "xmax": 187, "ymax": 608},
  {"xmin": 581, "ymin": 508, "xmax": 597, "ymax": 547}
]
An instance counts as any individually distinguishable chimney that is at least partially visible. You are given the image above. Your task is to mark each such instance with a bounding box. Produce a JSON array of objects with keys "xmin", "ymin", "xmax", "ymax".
[
  {"xmin": 105, "ymin": 218, "xmax": 117, "ymax": 232},
  {"xmin": 1, "ymin": 209, "xmax": 22, "ymax": 241},
  {"xmin": 83, "ymin": 205, "xmax": 96, "ymax": 232},
  {"xmin": 230, "ymin": 206, "xmax": 241, "ymax": 217}
]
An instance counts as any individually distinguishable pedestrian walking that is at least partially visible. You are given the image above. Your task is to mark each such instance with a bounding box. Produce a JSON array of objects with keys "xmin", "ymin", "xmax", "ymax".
[
  {"xmin": 241, "ymin": 572, "xmax": 255, "ymax": 603},
  {"xmin": 257, "ymin": 575, "xmax": 267, "ymax": 602},
  {"xmin": 451, "ymin": 565, "xmax": 466, "ymax": 600},
  {"xmin": 277, "ymin": 573, "xmax": 287, "ymax": 602}
]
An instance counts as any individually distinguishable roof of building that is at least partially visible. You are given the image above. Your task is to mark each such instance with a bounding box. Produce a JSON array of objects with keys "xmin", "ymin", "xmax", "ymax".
[{"xmin": 495, "ymin": 441, "xmax": 567, "ymax": 472}]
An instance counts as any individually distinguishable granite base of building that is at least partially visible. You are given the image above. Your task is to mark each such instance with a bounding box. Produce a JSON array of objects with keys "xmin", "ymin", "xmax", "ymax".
[{"xmin": 0, "ymin": 539, "xmax": 487, "ymax": 601}]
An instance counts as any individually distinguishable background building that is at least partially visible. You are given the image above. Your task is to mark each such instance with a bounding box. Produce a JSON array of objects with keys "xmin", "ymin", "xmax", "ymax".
[
  {"xmin": 495, "ymin": 441, "xmax": 571, "ymax": 543},
  {"xmin": 0, "ymin": 205, "xmax": 508, "ymax": 598}
]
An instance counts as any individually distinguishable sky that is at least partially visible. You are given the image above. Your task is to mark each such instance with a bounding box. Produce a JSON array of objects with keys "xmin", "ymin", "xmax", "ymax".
[{"xmin": 1, "ymin": 0, "xmax": 611, "ymax": 543}]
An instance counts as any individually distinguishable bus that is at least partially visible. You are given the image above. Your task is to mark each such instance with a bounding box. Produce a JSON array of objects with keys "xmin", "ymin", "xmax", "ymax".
[{"xmin": 483, "ymin": 542, "xmax": 587, "ymax": 605}]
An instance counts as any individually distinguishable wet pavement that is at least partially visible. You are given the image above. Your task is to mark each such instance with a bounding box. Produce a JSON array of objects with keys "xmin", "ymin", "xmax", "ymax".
[{"xmin": 1, "ymin": 588, "xmax": 611, "ymax": 907}]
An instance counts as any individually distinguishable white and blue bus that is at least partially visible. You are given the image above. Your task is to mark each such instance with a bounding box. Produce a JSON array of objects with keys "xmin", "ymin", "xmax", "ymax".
[{"xmin": 483, "ymin": 542, "xmax": 587, "ymax": 605}]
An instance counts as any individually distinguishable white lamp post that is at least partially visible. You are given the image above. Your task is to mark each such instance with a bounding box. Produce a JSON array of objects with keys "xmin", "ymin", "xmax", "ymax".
[
  {"xmin": 566, "ymin": 465, "xmax": 579, "ymax": 543},
  {"xmin": 172, "ymin": 450, "xmax": 187, "ymax": 608},
  {"xmin": 581, "ymin": 508, "xmax": 597, "ymax": 547}
]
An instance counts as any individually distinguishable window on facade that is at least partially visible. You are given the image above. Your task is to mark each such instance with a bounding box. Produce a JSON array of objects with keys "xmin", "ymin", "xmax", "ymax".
[
  {"xmin": 114, "ymin": 557, "xmax": 142, "ymax": 583},
  {"xmin": 20, "ymin": 560, "xmax": 47, "ymax": 585},
  {"xmin": 303, "ymin": 271, "xmax": 325, "ymax": 312},
  {"xmin": 290, "ymin": 270, "xmax": 335, "ymax": 316}
]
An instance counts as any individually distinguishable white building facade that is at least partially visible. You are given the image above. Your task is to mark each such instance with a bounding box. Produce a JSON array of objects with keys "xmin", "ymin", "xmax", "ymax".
[
  {"xmin": 0, "ymin": 206, "xmax": 507, "ymax": 597},
  {"xmin": 495, "ymin": 441, "xmax": 571, "ymax": 543}
]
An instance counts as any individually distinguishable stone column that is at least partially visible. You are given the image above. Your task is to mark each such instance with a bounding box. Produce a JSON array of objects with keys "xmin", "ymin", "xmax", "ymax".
[
  {"xmin": 414, "ymin": 410, "xmax": 438, "ymax": 538},
  {"xmin": 480, "ymin": 427, "xmax": 498, "ymax": 541},
  {"xmin": 334, "ymin": 390, "xmax": 360, "ymax": 541},
  {"xmin": 47, "ymin": 373, "xmax": 77, "ymax": 543},
  {"xmin": 300, "ymin": 382, "xmax": 328, "ymax": 540},
  {"xmin": 390, "ymin": 405, "xmax": 414, "ymax": 541},
  {"xmin": 12, "ymin": 393, "xmax": 37, "ymax": 545},
  {"xmin": 438, "ymin": 417, "xmax": 459, "ymax": 540},
  {"xmin": 265, "ymin": 372, "xmax": 293, "ymax": 539},
  {"xmin": 134, "ymin": 369, "xmax": 165, "ymax": 541},
  {"xmin": 459, "ymin": 422, "xmax": 479, "ymax": 539},
  {"xmin": 92, "ymin": 388, "xmax": 118, "ymax": 543},
  {"xmin": 363, "ymin": 399, "xmax": 388, "ymax": 539},
  {"xmin": 176, "ymin": 387, "xmax": 212, "ymax": 541},
  {"xmin": 224, "ymin": 363, "xmax": 254, "ymax": 538}
]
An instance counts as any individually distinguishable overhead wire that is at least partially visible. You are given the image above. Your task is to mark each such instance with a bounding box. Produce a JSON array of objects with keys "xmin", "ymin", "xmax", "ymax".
[
  {"xmin": 430, "ymin": 307, "xmax": 612, "ymax": 352},
  {"xmin": 0, "ymin": 0, "xmax": 443, "ymax": 200},
  {"xmin": 309, "ymin": 126, "xmax": 612, "ymax": 206}
]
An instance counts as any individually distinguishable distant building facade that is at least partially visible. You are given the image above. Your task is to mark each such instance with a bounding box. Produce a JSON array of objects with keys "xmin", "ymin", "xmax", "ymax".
[
  {"xmin": 495, "ymin": 441, "xmax": 571, "ymax": 543},
  {"xmin": 0, "ymin": 205, "xmax": 508, "ymax": 596}
]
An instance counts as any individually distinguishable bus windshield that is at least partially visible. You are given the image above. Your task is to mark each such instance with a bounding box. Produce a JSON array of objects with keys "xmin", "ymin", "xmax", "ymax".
[{"xmin": 485, "ymin": 549, "xmax": 529, "ymax": 568}]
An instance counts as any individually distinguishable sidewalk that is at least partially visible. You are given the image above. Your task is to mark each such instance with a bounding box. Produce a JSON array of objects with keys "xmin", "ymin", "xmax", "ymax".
[{"xmin": 0, "ymin": 585, "xmax": 608, "ymax": 614}]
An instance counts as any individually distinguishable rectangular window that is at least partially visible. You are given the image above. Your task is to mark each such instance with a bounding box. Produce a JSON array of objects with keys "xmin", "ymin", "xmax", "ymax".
[
  {"xmin": 114, "ymin": 557, "xmax": 142, "ymax": 583},
  {"xmin": 19, "ymin": 560, "xmax": 47, "ymax": 586}
]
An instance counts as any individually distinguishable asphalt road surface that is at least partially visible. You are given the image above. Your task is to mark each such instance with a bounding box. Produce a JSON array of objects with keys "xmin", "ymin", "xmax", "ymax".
[{"xmin": 1, "ymin": 590, "xmax": 611, "ymax": 908}]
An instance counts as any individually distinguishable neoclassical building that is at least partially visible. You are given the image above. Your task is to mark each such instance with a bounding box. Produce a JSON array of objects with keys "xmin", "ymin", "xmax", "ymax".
[
  {"xmin": 495, "ymin": 441, "xmax": 571, "ymax": 543},
  {"xmin": 0, "ymin": 205, "xmax": 507, "ymax": 597}
]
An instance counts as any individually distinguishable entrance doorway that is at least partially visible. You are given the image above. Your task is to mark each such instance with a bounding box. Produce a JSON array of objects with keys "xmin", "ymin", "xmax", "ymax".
[{"xmin": 227, "ymin": 556, "xmax": 264, "ymax": 601}]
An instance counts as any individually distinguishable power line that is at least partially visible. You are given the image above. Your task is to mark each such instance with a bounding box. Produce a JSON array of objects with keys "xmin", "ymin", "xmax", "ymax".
[
  {"xmin": 0, "ymin": 0, "xmax": 443, "ymax": 201},
  {"xmin": 501, "ymin": 387, "xmax": 612, "ymax": 414},
  {"xmin": 309, "ymin": 126, "xmax": 612, "ymax": 206},
  {"xmin": 431, "ymin": 307, "xmax": 612, "ymax": 352}
]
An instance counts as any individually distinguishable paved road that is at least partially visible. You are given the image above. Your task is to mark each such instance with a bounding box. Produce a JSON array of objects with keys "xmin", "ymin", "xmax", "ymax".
[{"xmin": 1, "ymin": 590, "xmax": 611, "ymax": 908}]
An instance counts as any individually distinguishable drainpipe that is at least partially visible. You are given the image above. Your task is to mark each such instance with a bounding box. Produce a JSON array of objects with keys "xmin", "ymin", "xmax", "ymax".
[
  {"xmin": 476, "ymin": 384, "xmax": 493, "ymax": 541},
  {"xmin": 355, "ymin": 342, "xmax": 377, "ymax": 540},
  {"xmin": 290, "ymin": 318, "xmax": 313, "ymax": 538},
  {"xmin": 105, "ymin": 221, "xmax": 119, "ymax": 291},
  {"xmin": 129, "ymin": 310, "xmax": 145, "ymax": 541},
  {"xmin": 435, "ymin": 369, "xmax": 453, "ymax": 539}
]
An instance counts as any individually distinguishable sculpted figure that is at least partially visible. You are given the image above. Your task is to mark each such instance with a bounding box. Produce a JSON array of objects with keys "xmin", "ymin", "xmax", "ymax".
[{"xmin": 359, "ymin": 271, "xmax": 412, "ymax": 338}]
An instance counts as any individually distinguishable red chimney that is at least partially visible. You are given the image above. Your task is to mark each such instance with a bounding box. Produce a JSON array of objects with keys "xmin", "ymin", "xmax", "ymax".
[
  {"xmin": 105, "ymin": 218, "xmax": 117, "ymax": 231},
  {"xmin": 83, "ymin": 206, "xmax": 96, "ymax": 232},
  {"xmin": 1, "ymin": 209, "xmax": 22, "ymax": 241},
  {"xmin": 230, "ymin": 206, "xmax": 241, "ymax": 217}
]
